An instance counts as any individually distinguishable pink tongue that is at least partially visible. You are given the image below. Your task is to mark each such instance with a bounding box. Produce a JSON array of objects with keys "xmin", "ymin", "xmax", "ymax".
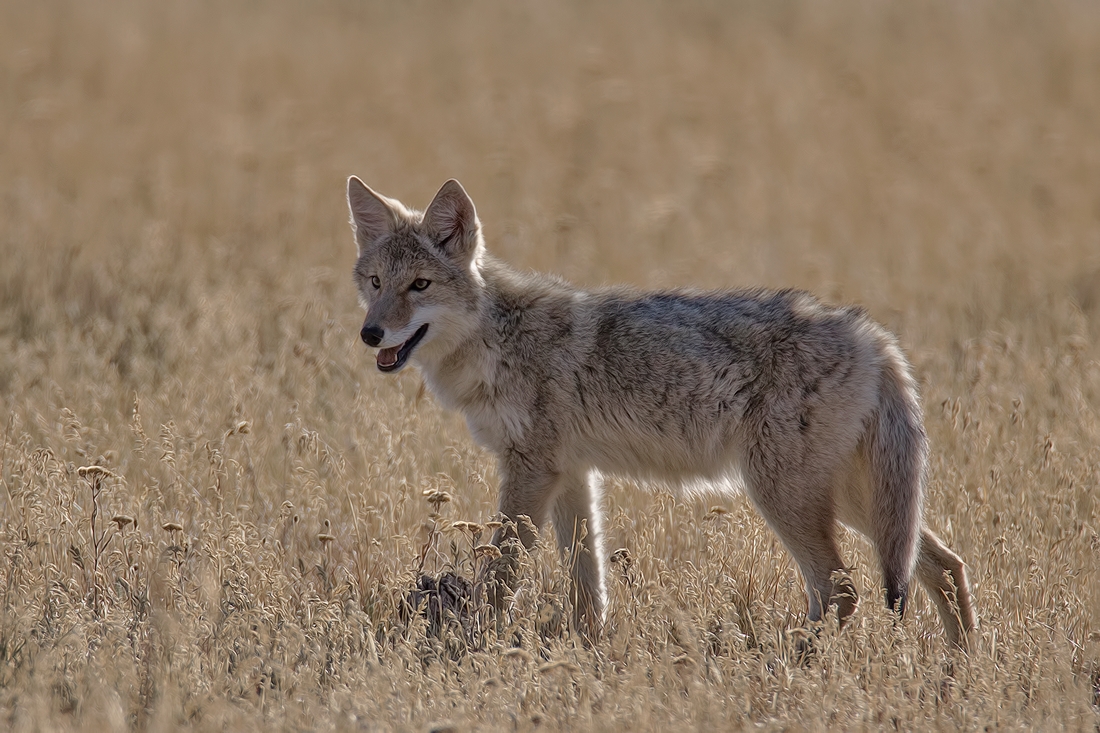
[{"xmin": 377, "ymin": 347, "xmax": 400, "ymax": 368}]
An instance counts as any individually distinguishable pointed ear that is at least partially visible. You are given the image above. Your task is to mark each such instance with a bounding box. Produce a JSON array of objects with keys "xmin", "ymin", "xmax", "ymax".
[
  {"xmin": 422, "ymin": 179, "xmax": 482, "ymax": 263},
  {"xmin": 347, "ymin": 176, "xmax": 398, "ymax": 253}
]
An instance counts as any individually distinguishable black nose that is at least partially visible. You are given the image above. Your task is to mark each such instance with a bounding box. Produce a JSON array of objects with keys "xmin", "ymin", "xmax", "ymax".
[{"xmin": 361, "ymin": 325, "xmax": 384, "ymax": 347}]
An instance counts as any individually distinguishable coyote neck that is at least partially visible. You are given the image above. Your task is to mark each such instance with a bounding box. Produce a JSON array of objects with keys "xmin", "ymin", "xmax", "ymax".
[{"xmin": 414, "ymin": 257, "xmax": 535, "ymax": 415}]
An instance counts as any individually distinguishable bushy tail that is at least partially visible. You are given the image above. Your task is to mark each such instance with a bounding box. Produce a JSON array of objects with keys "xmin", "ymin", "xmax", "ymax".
[{"xmin": 867, "ymin": 346, "xmax": 927, "ymax": 616}]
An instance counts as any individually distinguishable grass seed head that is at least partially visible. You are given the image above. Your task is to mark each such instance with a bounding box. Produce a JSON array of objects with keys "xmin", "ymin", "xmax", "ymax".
[
  {"xmin": 423, "ymin": 489, "xmax": 453, "ymax": 510},
  {"xmin": 77, "ymin": 465, "xmax": 116, "ymax": 479},
  {"xmin": 538, "ymin": 660, "xmax": 580, "ymax": 676},
  {"xmin": 609, "ymin": 548, "xmax": 634, "ymax": 569},
  {"xmin": 111, "ymin": 515, "xmax": 135, "ymax": 530},
  {"xmin": 474, "ymin": 544, "xmax": 502, "ymax": 560}
]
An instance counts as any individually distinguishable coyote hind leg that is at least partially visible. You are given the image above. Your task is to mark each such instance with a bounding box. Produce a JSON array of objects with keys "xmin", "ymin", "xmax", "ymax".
[
  {"xmin": 915, "ymin": 529, "xmax": 975, "ymax": 648},
  {"xmin": 748, "ymin": 474, "xmax": 858, "ymax": 627}
]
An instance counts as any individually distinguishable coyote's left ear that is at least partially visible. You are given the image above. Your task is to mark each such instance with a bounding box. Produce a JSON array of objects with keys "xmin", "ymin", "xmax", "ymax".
[{"xmin": 423, "ymin": 179, "xmax": 482, "ymax": 265}]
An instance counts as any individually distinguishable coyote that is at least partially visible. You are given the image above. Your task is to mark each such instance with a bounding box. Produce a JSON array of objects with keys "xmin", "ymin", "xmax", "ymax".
[{"xmin": 346, "ymin": 177, "xmax": 975, "ymax": 647}]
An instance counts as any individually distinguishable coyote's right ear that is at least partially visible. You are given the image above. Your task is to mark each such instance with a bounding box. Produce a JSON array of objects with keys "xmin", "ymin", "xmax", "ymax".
[{"xmin": 347, "ymin": 176, "xmax": 397, "ymax": 254}]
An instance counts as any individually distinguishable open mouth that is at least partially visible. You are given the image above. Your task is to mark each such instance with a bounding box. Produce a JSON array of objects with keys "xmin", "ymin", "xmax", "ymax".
[{"xmin": 376, "ymin": 324, "xmax": 429, "ymax": 372}]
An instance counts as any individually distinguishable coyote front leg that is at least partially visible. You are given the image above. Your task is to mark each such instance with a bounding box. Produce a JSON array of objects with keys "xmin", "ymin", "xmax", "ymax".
[
  {"xmin": 552, "ymin": 470, "xmax": 605, "ymax": 638},
  {"xmin": 484, "ymin": 457, "xmax": 560, "ymax": 610}
]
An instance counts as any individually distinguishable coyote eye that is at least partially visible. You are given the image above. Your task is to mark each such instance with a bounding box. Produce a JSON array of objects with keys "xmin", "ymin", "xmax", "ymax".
[
  {"xmin": 369, "ymin": 275, "xmax": 380, "ymax": 289},
  {"xmin": 410, "ymin": 278, "xmax": 431, "ymax": 292}
]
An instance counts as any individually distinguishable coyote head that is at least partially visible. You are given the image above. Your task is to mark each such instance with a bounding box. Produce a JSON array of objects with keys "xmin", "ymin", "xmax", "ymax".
[{"xmin": 347, "ymin": 178, "xmax": 485, "ymax": 373}]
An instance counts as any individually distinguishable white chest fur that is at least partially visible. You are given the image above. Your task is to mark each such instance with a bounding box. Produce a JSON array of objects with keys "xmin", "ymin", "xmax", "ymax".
[{"xmin": 419, "ymin": 352, "xmax": 528, "ymax": 453}]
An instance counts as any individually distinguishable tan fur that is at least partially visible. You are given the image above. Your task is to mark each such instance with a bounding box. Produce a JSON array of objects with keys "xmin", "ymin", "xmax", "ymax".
[{"xmin": 347, "ymin": 177, "xmax": 976, "ymax": 647}]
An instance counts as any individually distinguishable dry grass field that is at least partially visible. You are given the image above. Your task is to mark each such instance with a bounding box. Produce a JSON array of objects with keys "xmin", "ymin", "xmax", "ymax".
[{"xmin": 2, "ymin": 0, "xmax": 1100, "ymax": 730}]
